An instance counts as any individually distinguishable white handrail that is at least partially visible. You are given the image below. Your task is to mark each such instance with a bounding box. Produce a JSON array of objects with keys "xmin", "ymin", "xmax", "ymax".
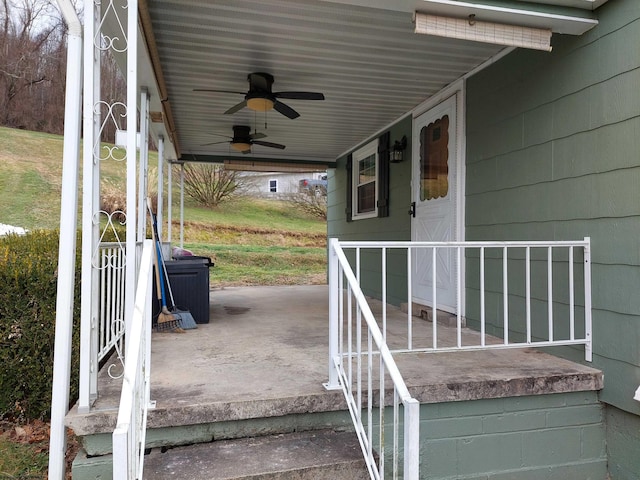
[
  {"xmin": 112, "ymin": 239, "xmax": 155, "ymax": 479},
  {"xmin": 329, "ymin": 238, "xmax": 419, "ymax": 480}
]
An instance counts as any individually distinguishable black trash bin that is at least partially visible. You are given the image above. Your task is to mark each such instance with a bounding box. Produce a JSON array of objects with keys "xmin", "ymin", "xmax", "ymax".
[{"xmin": 163, "ymin": 255, "xmax": 214, "ymax": 324}]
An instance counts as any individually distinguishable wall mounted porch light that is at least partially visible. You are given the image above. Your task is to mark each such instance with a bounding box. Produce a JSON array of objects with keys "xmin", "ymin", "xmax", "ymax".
[{"xmin": 391, "ymin": 135, "xmax": 407, "ymax": 163}]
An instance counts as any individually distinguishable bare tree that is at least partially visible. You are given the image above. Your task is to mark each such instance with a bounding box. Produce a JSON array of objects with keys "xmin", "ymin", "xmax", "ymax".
[
  {"xmin": 283, "ymin": 187, "xmax": 327, "ymax": 220},
  {"xmin": 0, "ymin": 0, "xmax": 68, "ymax": 132},
  {"xmin": 181, "ymin": 163, "xmax": 246, "ymax": 207}
]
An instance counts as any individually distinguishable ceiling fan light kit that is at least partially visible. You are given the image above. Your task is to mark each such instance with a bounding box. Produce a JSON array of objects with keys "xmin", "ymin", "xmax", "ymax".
[
  {"xmin": 195, "ymin": 72, "xmax": 324, "ymax": 119},
  {"xmin": 231, "ymin": 141, "xmax": 252, "ymax": 152},
  {"xmin": 246, "ymin": 96, "xmax": 274, "ymax": 112},
  {"xmin": 201, "ymin": 125, "xmax": 286, "ymax": 154}
]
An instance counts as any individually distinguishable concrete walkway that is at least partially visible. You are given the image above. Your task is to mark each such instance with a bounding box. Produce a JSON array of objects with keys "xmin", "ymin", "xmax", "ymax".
[{"xmin": 66, "ymin": 285, "xmax": 602, "ymax": 436}]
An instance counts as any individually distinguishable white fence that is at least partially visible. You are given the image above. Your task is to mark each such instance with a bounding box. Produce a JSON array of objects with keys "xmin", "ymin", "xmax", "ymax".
[
  {"xmin": 112, "ymin": 239, "xmax": 155, "ymax": 479},
  {"xmin": 327, "ymin": 237, "xmax": 593, "ymax": 480}
]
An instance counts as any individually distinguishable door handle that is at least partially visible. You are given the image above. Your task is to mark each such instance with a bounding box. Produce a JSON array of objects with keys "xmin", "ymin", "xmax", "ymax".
[{"xmin": 408, "ymin": 202, "xmax": 416, "ymax": 218}]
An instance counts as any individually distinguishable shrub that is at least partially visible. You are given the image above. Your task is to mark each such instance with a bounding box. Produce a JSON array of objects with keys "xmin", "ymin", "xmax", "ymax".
[{"xmin": 0, "ymin": 230, "xmax": 81, "ymax": 421}]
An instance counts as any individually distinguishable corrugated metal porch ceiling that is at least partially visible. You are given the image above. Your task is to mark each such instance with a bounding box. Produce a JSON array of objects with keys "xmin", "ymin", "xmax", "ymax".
[{"xmin": 143, "ymin": 0, "xmax": 599, "ymax": 167}]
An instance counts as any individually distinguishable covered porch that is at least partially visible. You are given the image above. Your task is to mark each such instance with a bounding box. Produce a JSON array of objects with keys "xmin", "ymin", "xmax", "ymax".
[
  {"xmin": 47, "ymin": 0, "xmax": 616, "ymax": 478},
  {"xmin": 66, "ymin": 285, "xmax": 603, "ymax": 478}
]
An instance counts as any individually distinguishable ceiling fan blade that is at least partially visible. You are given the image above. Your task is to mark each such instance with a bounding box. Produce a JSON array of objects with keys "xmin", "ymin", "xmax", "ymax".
[
  {"xmin": 224, "ymin": 100, "xmax": 248, "ymax": 115},
  {"xmin": 274, "ymin": 91, "xmax": 325, "ymax": 100},
  {"xmin": 200, "ymin": 140, "xmax": 230, "ymax": 146},
  {"xmin": 193, "ymin": 88, "xmax": 246, "ymax": 95},
  {"xmin": 249, "ymin": 132, "xmax": 267, "ymax": 140},
  {"xmin": 252, "ymin": 140, "xmax": 286, "ymax": 150},
  {"xmin": 273, "ymin": 100, "xmax": 300, "ymax": 119}
]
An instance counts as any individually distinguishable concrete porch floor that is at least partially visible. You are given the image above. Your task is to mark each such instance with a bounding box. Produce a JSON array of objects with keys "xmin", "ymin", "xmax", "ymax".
[{"xmin": 66, "ymin": 284, "xmax": 602, "ymax": 438}]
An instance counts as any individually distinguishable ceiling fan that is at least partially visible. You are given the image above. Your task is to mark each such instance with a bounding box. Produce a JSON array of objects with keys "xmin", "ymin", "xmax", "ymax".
[
  {"xmin": 194, "ymin": 72, "xmax": 325, "ymax": 119},
  {"xmin": 201, "ymin": 125, "xmax": 286, "ymax": 154}
]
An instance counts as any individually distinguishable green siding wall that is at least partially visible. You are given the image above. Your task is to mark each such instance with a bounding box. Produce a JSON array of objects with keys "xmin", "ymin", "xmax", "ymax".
[
  {"xmin": 464, "ymin": 0, "xmax": 640, "ymax": 454},
  {"xmin": 328, "ymin": 116, "xmax": 413, "ymax": 305},
  {"xmin": 605, "ymin": 404, "xmax": 640, "ymax": 480},
  {"xmin": 372, "ymin": 391, "xmax": 606, "ymax": 479}
]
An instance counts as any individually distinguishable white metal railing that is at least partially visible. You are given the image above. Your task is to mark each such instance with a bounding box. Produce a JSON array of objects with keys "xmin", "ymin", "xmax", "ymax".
[
  {"xmin": 112, "ymin": 239, "xmax": 155, "ymax": 479},
  {"xmin": 328, "ymin": 239, "xmax": 420, "ymax": 480},
  {"xmin": 331, "ymin": 238, "xmax": 592, "ymax": 362},
  {"xmin": 327, "ymin": 237, "xmax": 593, "ymax": 479},
  {"xmin": 97, "ymin": 242, "xmax": 127, "ymax": 363}
]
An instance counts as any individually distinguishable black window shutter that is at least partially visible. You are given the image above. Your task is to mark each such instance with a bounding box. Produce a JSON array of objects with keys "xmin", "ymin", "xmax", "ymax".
[
  {"xmin": 345, "ymin": 154, "xmax": 353, "ymax": 222},
  {"xmin": 377, "ymin": 131, "xmax": 390, "ymax": 217}
]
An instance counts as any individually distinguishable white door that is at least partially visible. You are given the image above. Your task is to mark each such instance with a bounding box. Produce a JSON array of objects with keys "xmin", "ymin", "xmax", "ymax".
[{"xmin": 411, "ymin": 94, "xmax": 460, "ymax": 313}]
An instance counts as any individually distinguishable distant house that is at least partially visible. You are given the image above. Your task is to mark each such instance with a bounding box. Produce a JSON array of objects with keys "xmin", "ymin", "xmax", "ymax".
[{"xmin": 240, "ymin": 171, "xmax": 327, "ymax": 198}]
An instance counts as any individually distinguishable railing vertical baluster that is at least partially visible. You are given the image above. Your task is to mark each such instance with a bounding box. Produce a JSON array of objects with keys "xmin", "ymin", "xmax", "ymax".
[
  {"xmin": 106, "ymin": 249, "xmax": 113, "ymax": 351},
  {"xmin": 357, "ymin": 297, "xmax": 362, "ymax": 420},
  {"xmin": 569, "ymin": 246, "xmax": 575, "ymax": 340},
  {"xmin": 347, "ymin": 281, "xmax": 353, "ymax": 391},
  {"xmin": 379, "ymin": 352, "xmax": 385, "ymax": 480},
  {"xmin": 480, "ymin": 246, "xmax": 485, "ymax": 347},
  {"xmin": 339, "ymin": 264, "xmax": 344, "ymax": 366},
  {"xmin": 526, "ymin": 247, "xmax": 531, "ymax": 344},
  {"xmin": 503, "ymin": 246, "xmax": 509, "ymax": 345},
  {"xmin": 382, "ymin": 247, "xmax": 387, "ymax": 340},
  {"xmin": 583, "ymin": 237, "xmax": 593, "ymax": 361},
  {"xmin": 393, "ymin": 387, "xmax": 399, "ymax": 480},
  {"xmin": 548, "ymin": 246, "xmax": 553, "ymax": 341},
  {"xmin": 367, "ymin": 329, "xmax": 373, "ymax": 468},
  {"xmin": 100, "ymin": 249, "xmax": 106, "ymax": 353},
  {"xmin": 432, "ymin": 247, "xmax": 437, "ymax": 349},
  {"xmin": 457, "ymin": 246, "xmax": 462, "ymax": 348},
  {"xmin": 407, "ymin": 247, "xmax": 412, "ymax": 350}
]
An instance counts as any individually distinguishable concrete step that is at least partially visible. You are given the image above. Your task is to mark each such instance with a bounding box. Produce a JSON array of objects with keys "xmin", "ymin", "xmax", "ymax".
[{"xmin": 142, "ymin": 429, "xmax": 369, "ymax": 480}]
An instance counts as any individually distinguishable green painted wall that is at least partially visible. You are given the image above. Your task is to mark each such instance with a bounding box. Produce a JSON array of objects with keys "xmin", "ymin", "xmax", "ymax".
[
  {"xmin": 371, "ymin": 391, "xmax": 606, "ymax": 479},
  {"xmin": 605, "ymin": 405, "xmax": 640, "ymax": 480},
  {"xmin": 328, "ymin": 116, "xmax": 413, "ymax": 305},
  {"xmin": 464, "ymin": 0, "xmax": 640, "ymax": 476}
]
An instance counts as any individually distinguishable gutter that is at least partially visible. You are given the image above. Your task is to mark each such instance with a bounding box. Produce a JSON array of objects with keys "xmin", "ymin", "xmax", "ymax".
[
  {"xmin": 49, "ymin": 2, "xmax": 82, "ymax": 479},
  {"xmin": 139, "ymin": 0, "xmax": 181, "ymax": 156}
]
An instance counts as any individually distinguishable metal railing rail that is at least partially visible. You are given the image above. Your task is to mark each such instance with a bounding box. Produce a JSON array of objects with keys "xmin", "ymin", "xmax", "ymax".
[
  {"xmin": 97, "ymin": 242, "xmax": 127, "ymax": 363},
  {"xmin": 329, "ymin": 239, "xmax": 420, "ymax": 480},
  {"xmin": 112, "ymin": 239, "xmax": 155, "ymax": 479},
  {"xmin": 335, "ymin": 238, "xmax": 592, "ymax": 362}
]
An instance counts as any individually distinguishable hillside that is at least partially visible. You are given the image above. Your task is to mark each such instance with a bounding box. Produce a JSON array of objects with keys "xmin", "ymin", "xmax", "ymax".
[{"xmin": 0, "ymin": 126, "xmax": 328, "ymax": 286}]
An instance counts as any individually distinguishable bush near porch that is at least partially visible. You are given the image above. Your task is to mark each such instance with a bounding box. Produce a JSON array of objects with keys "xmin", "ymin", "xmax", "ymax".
[{"xmin": 0, "ymin": 230, "xmax": 81, "ymax": 422}]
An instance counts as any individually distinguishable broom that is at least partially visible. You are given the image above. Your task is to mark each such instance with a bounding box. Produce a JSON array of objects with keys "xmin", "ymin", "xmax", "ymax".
[
  {"xmin": 162, "ymin": 257, "xmax": 198, "ymax": 329},
  {"xmin": 148, "ymin": 199, "xmax": 184, "ymax": 332},
  {"xmin": 148, "ymin": 198, "xmax": 197, "ymax": 330}
]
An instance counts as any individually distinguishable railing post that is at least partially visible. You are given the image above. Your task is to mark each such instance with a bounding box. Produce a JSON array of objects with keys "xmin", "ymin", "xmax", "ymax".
[
  {"xmin": 325, "ymin": 238, "xmax": 341, "ymax": 390},
  {"xmin": 583, "ymin": 237, "xmax": 592, "ymax": 362},
  {"xmin": 404, "ymin": 398, "xmax": 420, "ymax": 479}
]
